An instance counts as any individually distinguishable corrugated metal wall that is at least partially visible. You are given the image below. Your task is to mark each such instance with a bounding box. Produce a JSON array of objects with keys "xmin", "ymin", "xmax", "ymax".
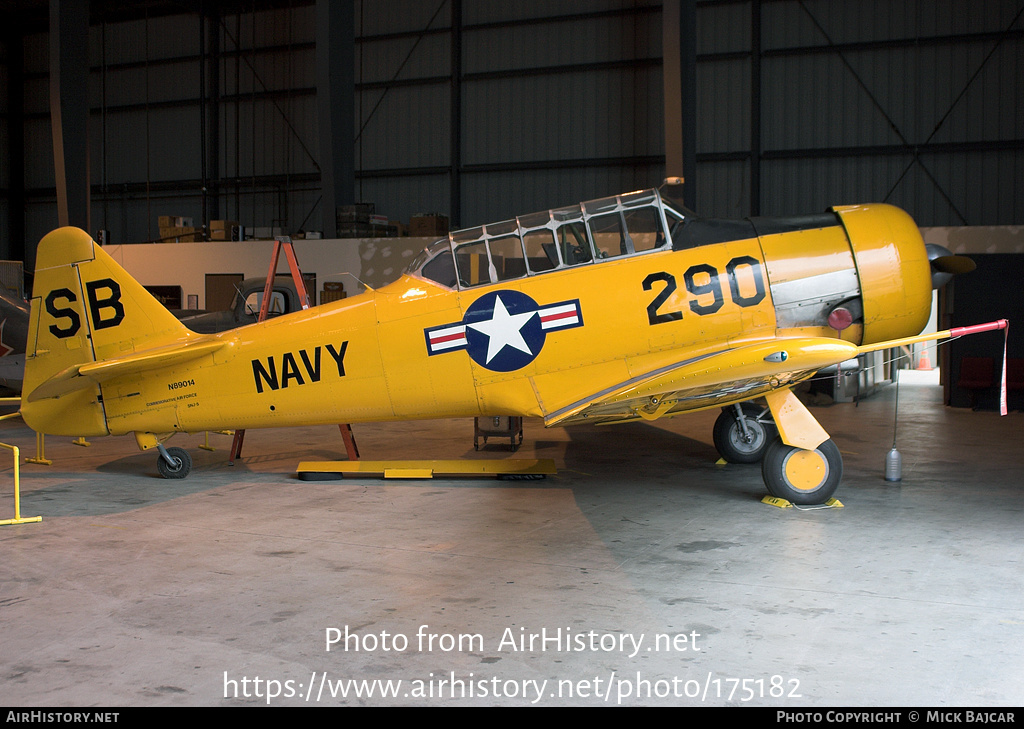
[
  {"xmin": 353, "ymin": 0, "xmax": 452, "ymax": 223},
  {"xmin": 753, "ymin": 0, "xmax": 1024, "ymax": 223},
  {"xmin": 2, "ymin": 0, "xmax": 1021, "ymax": 262},
  {"xmin": 353, "ymin": 1, "xmax": 664, "ymax": 227}
]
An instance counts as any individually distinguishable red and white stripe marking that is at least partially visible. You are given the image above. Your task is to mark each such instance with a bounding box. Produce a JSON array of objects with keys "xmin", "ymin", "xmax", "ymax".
[
  {"xmin": 539, "ymin": 302, "xmax": 581, "ymax": 330},
  {"xmin": 427, "ymin": 324, "xmax": 467, "ymax": 353}
]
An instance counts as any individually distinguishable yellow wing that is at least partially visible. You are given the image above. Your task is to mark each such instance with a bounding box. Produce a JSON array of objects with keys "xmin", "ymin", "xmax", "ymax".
[{"xmin": 544, "ymin": 337, "xmax": 859, "ymax": 426}]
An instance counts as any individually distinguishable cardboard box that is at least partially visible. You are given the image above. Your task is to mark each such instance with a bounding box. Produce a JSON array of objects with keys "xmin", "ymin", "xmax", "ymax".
[
  {"xmin": 158, "ymin": 216, "xmax": 192, "ymax": 227},
  {"xmin": 320, "ymin": 290, "xmax": 347, "ymax": 305},
  {"xmin": 409, "ymin": 214, "xmax": 448, "ymax": 237},
  {"xmin": 158, "ymin": 216, "xmax": 195, "ymax": 236},
  {"xmin": 409, "ymin": 214, "xmax": 449, "ymax": 237},
  {"xmin": 159, "ymin": 225, "xmax": 199, "ymax": 243},
  {"xmin": 336, "ymin": 204, "xmax": 376, "ymax": 230}
]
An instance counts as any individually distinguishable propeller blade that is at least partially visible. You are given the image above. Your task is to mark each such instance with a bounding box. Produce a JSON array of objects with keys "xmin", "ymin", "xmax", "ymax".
[
  {"xmin": 926, "ymin": 243, "xmax": 976, "ymax": 288},
  {"xmin": 931, "ymin": 255, "xmax": 976, "ymax": 275}
]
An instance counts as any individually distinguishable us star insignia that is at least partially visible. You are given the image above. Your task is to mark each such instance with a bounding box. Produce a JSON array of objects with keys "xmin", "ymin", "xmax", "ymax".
[{"xmin": 424, "ymin": 290, "xmax": 583, "ymax": 372}]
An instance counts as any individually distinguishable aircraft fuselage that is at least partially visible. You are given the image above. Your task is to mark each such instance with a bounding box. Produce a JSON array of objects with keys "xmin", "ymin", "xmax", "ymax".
[{"xmin": 22, "ymin": 197, "xmax": 931, "ymax": 441}]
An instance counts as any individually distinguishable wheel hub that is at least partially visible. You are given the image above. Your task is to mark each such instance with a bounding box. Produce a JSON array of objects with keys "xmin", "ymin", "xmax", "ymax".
[
  {"xmin": 781, "ymin": 448, "xmax": 829, "ymax": 491},
  {"xmin": 730, "ymin": 421, "xmax": 765, "ymax": 452}
]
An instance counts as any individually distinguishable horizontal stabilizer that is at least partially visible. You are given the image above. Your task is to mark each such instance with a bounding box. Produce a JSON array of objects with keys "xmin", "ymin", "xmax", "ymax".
[{"xmin": 26, "ymin": 339, "xmax": 227, "ymax": 402}]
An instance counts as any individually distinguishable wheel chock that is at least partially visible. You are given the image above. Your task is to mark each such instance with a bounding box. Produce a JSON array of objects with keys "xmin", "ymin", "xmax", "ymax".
[{"xmin": 760, "ymin": 495, "xmax": 845, "ymax": 509}]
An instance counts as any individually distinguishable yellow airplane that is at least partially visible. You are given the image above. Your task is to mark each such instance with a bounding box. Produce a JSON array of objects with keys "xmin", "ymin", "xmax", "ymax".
[{"xmin": 20, "ymin": 184, "xmax": 1003, "ymax": 504}]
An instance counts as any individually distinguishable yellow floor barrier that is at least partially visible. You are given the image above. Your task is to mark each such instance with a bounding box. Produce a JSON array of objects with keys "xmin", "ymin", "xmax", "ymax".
[{"xmin": 0, "ymin": 441, "xmax": 41, "ymax": 526}]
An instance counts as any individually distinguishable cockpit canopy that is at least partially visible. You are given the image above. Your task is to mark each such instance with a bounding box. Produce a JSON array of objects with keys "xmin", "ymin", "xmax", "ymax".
[{"xmin": 405, "ymin": 188, "xmax": 688, "ymax": 290}]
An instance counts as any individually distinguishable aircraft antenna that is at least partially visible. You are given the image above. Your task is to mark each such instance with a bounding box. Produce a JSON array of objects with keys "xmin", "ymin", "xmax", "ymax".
[{"xmin": 332, "ymin": 271, "xmax": 374, "ymax": 293}]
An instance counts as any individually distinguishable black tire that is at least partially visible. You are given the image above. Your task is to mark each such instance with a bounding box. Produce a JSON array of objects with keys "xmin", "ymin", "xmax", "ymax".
[
  {"xmin": 157, "ymin": 446, "xmax": 192, "ymax": 479},
  {"xmin": 761, "ymin": 438, "xmax": 842, "ymax": 505},
  {"xmin": 713, "ymin": 402, "xmax": 777, "ymax": 464}
]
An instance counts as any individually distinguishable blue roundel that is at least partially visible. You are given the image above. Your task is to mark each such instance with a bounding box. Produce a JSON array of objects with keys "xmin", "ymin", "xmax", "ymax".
[{"xmin": 463, "ymin": 290, "xmax": 545, "ymax": 372}]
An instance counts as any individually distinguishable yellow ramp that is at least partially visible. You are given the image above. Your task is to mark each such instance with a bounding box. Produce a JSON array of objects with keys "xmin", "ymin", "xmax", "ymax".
[{"xmin": 297, "ymin": 459, "xmax": 556, "ymax": 481}]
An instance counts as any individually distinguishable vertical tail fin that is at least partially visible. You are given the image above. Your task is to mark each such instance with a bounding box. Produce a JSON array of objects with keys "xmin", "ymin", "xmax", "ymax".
[{"xmin": 22, "ymin": 227, "xmax": 192, "ymax": 435}]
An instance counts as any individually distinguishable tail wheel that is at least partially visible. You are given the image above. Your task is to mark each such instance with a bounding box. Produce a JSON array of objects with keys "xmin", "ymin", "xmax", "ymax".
[
  {"xmin": 761, "ymin": 438, "xmax": 842, "ymax": 505},
  {"xmin": 157, "ymin": 446, "xmax": 192, "ymax": 479},
  {"xmin": 713, "ymin": 402, "xmax": 777, "ymax": 464}
]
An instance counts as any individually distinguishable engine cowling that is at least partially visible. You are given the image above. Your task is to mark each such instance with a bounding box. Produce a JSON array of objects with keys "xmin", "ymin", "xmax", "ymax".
[{"xmin": 832, "ymin": 204, "xmax": 933, "ymax": 345}]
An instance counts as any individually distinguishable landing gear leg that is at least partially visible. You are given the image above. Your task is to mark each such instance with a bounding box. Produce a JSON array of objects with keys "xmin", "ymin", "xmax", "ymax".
[{"xmin": 156, "ymin": 444, "xmax": 192, "ymax": 479}]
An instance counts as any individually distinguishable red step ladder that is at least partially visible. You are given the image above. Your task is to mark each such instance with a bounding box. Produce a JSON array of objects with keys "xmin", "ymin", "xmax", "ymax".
[{"xmin": 229, "ymin": 236, "xmax": 360, "ymax": 464}]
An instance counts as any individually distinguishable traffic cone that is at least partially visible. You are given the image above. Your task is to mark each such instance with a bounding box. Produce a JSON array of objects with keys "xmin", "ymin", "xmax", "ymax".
[{"xmin": 917, "ymin": 348, "xmax": 933, "ymax": 370}]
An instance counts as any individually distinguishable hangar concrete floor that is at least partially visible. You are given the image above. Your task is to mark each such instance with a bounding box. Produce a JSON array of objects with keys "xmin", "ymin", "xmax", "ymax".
[{"xmin": 0, "ymin": 376, "xmax": 1021, "ymax": 707}]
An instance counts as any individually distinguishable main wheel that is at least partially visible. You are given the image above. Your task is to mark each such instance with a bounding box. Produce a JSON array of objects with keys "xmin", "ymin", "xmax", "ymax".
[
  {"xmin": 713, "ymin": 402, "xmax": 777, "ymax": 463},
  {"xmin": 761, "ymin": 438, "xmax": 842, "ymax": 505},
  {"xmin": 157, "ymin": 446, "xmax": 192, "ymax": 479}
]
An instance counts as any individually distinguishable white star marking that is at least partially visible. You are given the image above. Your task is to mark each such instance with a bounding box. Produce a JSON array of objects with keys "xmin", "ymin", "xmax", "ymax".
[{"xmin": 467, "ymin": 294, "xmax": 538, "ymax": 364}]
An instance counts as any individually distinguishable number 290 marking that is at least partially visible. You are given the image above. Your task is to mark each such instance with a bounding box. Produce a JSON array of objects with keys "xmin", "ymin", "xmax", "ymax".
[{"xmin": 642, "ymin": 256, "xmax": 766, "ymax": 326}]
